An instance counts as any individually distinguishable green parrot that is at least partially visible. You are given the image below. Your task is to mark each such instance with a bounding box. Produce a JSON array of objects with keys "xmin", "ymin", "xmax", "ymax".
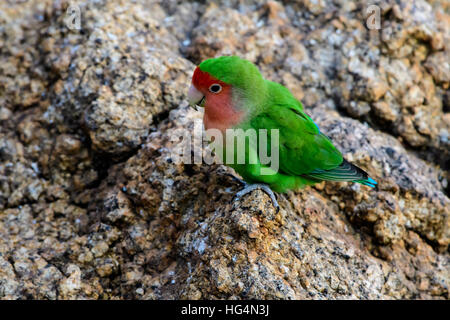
[{"xmin": 187, "ymin": 56, "xmax": 377, "ymax": 210}]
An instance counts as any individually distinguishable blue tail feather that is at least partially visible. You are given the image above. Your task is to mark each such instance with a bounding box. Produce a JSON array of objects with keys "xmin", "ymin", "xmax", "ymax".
[
  {"xmin": 305, "ymin": 159, "xmax": 378, "ymax": 188},
  {"xmin": 357, "ymin": 178, "xmax": 377, "ymax": 188}
]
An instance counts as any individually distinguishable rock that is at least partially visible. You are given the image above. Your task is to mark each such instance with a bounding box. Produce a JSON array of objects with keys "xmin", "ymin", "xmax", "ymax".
[
  {"xmin": 0, "ymin": 0, "xmax": 448, "ymax": 300},
  {"xmin": 59, "ymin": 264, "xmax": 82, "ymax": 299},
  {"xmin": 425, "ymin": 51, "xmax": 450, "ymax": 84},
  {"xmin": 372, "ymin": 101, "xmax": 400, "ymax": 122},
  {"xmin": 402, "ymin": 85, "xmax": 425, "ymax": 108},
  {"xmin": 367, "ymin": 79, "xmax": 389, "ymax": 102}
]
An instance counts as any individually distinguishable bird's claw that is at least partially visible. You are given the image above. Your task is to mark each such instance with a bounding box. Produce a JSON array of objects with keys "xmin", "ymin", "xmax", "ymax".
[
  {"xmin": 223, "ymin": 173, "xmax": 247, "ymax": 187},
  {"xmin": 232, "ymin": 183, "xmax": 280, "ymax": 213}
]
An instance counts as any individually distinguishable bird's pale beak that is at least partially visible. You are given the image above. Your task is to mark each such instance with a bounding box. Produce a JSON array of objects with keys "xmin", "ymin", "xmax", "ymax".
[{"xmin": 188, "ymin": 84, "xmax": 205, "ymax": 110}]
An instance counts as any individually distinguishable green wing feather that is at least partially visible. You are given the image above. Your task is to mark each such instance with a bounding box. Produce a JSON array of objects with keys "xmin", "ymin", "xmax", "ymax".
[
  {"xmin": 250, "ymin": 104, "xmax": 343, "ymax": 176},
  {"xmin": 248, "ymin": 81, "xmax": 376, "ymax": 187}
]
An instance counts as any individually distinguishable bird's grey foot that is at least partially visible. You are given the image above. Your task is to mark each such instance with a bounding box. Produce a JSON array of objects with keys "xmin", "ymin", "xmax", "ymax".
[{"xmin": 233, "ymin": 183, "xmax": 279, "ymax": 213}]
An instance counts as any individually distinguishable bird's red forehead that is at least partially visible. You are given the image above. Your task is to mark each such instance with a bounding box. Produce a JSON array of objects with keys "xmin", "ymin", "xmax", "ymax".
[{"xmin": 192, "ymin": 67, "xmax": 228, "ymax": 90}]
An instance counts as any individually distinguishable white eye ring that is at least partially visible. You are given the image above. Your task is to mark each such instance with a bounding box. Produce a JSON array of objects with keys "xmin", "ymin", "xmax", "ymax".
[{"xmin": 209, "ymin": 84, "xmax": 222, "ymax": 93}]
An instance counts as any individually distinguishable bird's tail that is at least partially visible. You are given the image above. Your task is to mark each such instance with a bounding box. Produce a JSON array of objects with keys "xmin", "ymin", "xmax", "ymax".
[{"xmin": 304, "ymin": 159, "xmax": 378, "ymax": 188}]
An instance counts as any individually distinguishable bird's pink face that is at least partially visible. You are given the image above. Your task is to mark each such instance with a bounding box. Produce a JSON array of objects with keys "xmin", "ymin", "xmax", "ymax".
[
  {"xmin": 188, "ymin": 66, "xmax": 244, "ymax": 132},
  {"xmin": 188, "ymin": 66, "xmax": 231, "ymax": 109}
]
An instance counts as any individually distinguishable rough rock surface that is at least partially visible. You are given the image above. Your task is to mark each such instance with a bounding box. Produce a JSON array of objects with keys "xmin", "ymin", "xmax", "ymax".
[{"xmin": 0, "ymin": 0, "xmax": 448, "ymax": 299}]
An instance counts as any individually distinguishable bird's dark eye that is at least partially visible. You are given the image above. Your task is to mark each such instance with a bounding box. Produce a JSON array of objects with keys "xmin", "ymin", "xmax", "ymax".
[{"xmin": 209, "ymin": 84, "xmax": 222, "ymax": 93}]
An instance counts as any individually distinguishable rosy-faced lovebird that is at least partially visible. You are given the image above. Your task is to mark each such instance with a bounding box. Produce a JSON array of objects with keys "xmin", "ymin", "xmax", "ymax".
[{"xmin": 188, "ymin": 56, "xmax": 377, "ymax": 210}]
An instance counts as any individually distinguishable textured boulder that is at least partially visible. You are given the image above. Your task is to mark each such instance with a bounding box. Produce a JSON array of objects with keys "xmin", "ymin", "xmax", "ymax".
[{"xmin": 0, "ymin": 0, "xmax": 448, "ymax": 299}]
